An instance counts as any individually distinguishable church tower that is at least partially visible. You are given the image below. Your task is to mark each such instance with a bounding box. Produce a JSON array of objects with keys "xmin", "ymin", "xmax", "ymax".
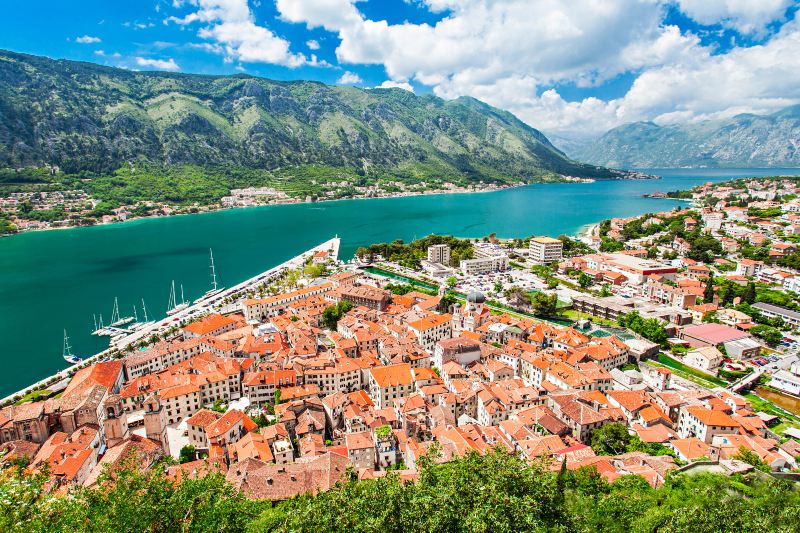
[
  {"xmin": 102, "ymin": 394, "xmax": 129, "ymax": 448},
  {"xmin": 143, "ymin": 394, "xmax": 170, "ymax": 454}
]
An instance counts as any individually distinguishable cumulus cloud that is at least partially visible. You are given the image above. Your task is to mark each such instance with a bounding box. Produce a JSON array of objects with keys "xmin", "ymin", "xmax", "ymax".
[
  {"xmin": 675, "ymin": 0, "xmax": 793, "ymax": 35},
  {"xmin": 269, "ymin": 0, "xmax": 799, "ymax": 138},
  {"xmin": 169, "ymin": 0, "xmax": 306, "ymax": 66},
  {"xmin": 337, "ymin": 71, "xmax": 363, "ymax": 84},
  {"xmin": 76, "ymin": 35, "xmax": 101, "ymax": 44},
  {"xmin": 135, "ymin": 56, "xmax": 181, "ymax": 71},
  {"xmin": 156, "ymin": 0, "xmax": 797, "ymax": 138},
  {"xmin": 376, "ymin": 80, "xmax": 414, "ymax": 92}
]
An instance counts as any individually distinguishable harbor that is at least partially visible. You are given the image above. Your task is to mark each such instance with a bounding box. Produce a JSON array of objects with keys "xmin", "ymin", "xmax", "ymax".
[{"xmin": 0, "ymin": 236, "xmax": 340, "ymax": 405}]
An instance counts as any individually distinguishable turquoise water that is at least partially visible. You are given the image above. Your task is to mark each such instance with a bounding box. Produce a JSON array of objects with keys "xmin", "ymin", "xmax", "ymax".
[{"xmin": 0, "ymin": 168, "xmax": 797, "ymax": 396}]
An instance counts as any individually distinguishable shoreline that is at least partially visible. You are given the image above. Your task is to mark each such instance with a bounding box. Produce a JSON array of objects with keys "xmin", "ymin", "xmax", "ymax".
[
  {"xmin": 0, "ymin": 237, "xmax": 341, "ymax": 406},
  {"xmin": 2, "ymin": 182, "xmax": 526, "ymax": 239},
  {"xmin": 0, "ymin": 173, "xmax": 659, "ymax": 239}
]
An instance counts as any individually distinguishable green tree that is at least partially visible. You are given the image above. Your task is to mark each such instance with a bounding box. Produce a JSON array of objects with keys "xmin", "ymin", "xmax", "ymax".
[
  {"xmin": 531, "ymin": 292, "xmax": 558, "ymax": 318},
  {"xmin": 742, "ymin": 281, "xmax": 756, "ymax": 304},
  {"xmin": 321, "ymin": 300, "xmax": 354, "ymax": 329},
  {"xmin": 750, "ymin": 325, "xmax": 783, "ymax": 345},
  {"xmin": 273, "ymin": 388, "xmax": 282, "ymax": 407},
  {"xmin": 704, "ymin": 275, "xmax": 715, "ymax": 303},
  {"xmin": 178, "ymin": 444, "xmax": 196, "ymax": 464},
  {"xmin": 590, "ymin": 423, "xmax": 631, "ymax": 455},
  {"xmin": 732, "ymin": 446, "xmax": 771, "ymax": 472},
  {"xmin": 578, "ymin": 272, "xmax": 593, "ymax": 289}
]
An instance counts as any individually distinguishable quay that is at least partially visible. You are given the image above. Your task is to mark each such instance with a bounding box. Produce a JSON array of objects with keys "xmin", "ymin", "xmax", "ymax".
[{"xmin": 0, "ymin": 236, "xmax": 340, "ymax": 405}]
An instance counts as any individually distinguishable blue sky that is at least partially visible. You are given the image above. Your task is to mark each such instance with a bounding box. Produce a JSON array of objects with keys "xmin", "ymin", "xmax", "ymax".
[{"xmin": 2, "ymin": 1, "xmax": 799, "ymax": 139}]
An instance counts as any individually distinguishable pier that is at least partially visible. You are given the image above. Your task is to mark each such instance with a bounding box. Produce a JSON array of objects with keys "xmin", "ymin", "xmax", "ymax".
[{"xmin": 0, "ymin": 236, "xmax": 340, "ymax": 405}]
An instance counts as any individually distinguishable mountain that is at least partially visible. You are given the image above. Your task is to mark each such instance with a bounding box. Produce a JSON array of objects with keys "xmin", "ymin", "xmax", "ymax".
[
  {"xmin": 574, "ymin": 106, "xmax": 800, "ymax": 169},
  {"xmin": 0, "ymin": 49, "xmax": 626, "ymax": 186}
]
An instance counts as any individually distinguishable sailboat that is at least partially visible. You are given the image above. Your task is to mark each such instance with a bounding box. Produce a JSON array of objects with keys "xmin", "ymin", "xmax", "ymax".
[
  {"xmin": 166, "ymin": 280, "xmax": 189, "ymax": 315},
  {"xmin": 110, "ymin": 297, "xmax": 134, "ymax": 327},
  {"xmin": 91, "ymin": 313, "xmax": 105, "ymax": 335},
  {"xmin": 62, "ymin": 330, "xmax": 82, "ymax": 365},
  {"xmin": 195, "ymin": 248, "xmax": 225, "ymax": 303},
  {"xmin": 130, "ymin": 298, "xmax": 156, "ymax": 331}
]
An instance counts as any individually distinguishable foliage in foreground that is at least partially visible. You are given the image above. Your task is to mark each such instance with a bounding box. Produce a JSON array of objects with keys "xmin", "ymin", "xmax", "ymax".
[{"xmin": 1, "ymin": 449, "xmax": 799, "ymax": 533}]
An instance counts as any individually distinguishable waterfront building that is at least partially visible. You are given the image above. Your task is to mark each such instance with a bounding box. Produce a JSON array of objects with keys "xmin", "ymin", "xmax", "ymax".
[
  {"xmin": 427, "ymin": 244, "xmax": 451, "ymax": 265},
  {"xmin": 459, "ymin": 254, "xmax": 508, "ymax": 276},
  {"xmin": 529, "ymin": 236, "xmax": 563, "ymax": 264},
  {"xmin": 243, "ymin": 282, "xmax": 334, "ymax": 322}
]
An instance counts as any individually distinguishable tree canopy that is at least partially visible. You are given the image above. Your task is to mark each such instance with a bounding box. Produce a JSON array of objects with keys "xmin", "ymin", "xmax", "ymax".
[{"xmin": 1, "ymin": 448, "xmax": 797, "ymax": 533}]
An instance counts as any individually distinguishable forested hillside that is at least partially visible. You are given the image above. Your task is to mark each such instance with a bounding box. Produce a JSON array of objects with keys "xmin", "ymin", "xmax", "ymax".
[{"xmin": 0, "ymin": 50, "xmax": 628, "ymax": 189}]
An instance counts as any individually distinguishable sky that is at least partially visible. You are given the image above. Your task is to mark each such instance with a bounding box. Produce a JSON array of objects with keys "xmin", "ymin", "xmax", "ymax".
[{"xmin": 1, "ymin": 0, "xmax": 799, "ymax": 140}]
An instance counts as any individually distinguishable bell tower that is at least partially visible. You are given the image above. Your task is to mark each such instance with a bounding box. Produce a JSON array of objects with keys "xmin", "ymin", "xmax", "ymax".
[
  {"xmin": 102, "ymin": 394, "xmax": 129, "ymax": 448},
  {"xmin": 143, "ymin": 394, "xmax": 170, "ymax": 454}
]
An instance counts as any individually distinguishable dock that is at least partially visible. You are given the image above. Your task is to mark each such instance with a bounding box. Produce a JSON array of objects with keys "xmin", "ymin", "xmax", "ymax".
[{"xmin": 0, "ymin": 237, "xmax": 341, "ymax": 405}]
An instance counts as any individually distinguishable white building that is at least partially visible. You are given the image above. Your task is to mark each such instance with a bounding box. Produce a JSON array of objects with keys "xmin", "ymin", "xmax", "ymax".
[
  {"xmin": 769, "ymin": 364, "xmax": 800, "ymax": 396},
  {"xmin": 427, "ymin": 244, "xmax": 451, "ymax": 265},
  {"xmin": 529, "ymin": 236, "xmax": 563, "ymax": 264},
  {"xmin": 684, "ymin": 346, "xmax": 724, "ymax": 373},
  {"xmin": 460, "ymin": 254, "xmax": 508, "ymax": 276}
]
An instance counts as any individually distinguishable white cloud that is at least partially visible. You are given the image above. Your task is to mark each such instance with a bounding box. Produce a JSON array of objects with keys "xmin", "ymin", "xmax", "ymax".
[
  {"xmin": 168, "ymin": 0, "xmax": 306, "ymax": 67},
  {"xmin": 94, "ymin": 50, "xmax": 122, "ymax": 58},
  {"xmin": 135, "ymin": 57, "xmax": 181, "ymax": 71},
  {"xmin": 76, "ymin": 35, "xmax": 101, "ymax": 44},
  {"xmin": 306, "ymin": 39, "xmax": 320, "ymax": 50},
  {"xmin": 376, "ymin": 80, "xmax": 414, "ymax": 92},
  {"xmin": 272, "ymin": 0, "xmax": 799, "ymax": 138},
  {"xmin": 675, "ymin": 0, "xmax": 792, "ymax": 35},
  {"xmin": 337, "ymin": 71, "xmax": 363, "ymax": 84}
]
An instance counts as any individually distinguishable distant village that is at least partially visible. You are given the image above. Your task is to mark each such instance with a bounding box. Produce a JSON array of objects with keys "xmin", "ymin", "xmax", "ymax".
[
  {"xmin": 2, "ymin": 176, "xmax": 800, "ymax": 501},
  {"xmin": 0, "ymin": 179, "xmax": 513, "ymax": 235}
]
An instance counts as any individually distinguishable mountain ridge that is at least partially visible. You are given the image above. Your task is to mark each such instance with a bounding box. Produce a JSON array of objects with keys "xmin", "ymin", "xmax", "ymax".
[
  {"xmin": 0, "ymin": 49, "xmax": 629, "ymax": 184},
  {"xmin": 574, "ymin": 106, "xmax": 800, "ymax": 168}
]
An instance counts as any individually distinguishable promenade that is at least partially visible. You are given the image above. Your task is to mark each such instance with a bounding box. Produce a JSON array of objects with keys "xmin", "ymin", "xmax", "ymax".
[{"xmin": 0, "ymin": 236, "xmax": 340, "ymax": 405}]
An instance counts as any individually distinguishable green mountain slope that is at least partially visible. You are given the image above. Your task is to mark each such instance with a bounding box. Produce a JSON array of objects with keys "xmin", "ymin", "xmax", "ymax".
[
  {"xmin": 575, "ymin": 106, "xmax": 800, "ymax": 168},
  {"xmin": 0, "ymin": 49, "xmax": 626, "ymax": 185}
]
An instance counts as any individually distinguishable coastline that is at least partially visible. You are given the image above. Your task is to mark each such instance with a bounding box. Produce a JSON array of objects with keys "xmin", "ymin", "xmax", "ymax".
[
  {"xmin": 3, "ymin": 173, "xmax": 664, "ymax": 239},
  {"xmin": 0, "ymin": 237, "xmax": 341, "ymax": 406},
  {"xmin": 2, "ymin": 182, "xmax": 526, "ymax": 238}
]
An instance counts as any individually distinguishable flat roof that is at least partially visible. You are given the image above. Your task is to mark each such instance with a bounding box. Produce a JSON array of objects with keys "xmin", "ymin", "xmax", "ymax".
[
  {"xmin": 752, "ymin": 302, "xmax": 800, "ymax": 321},
  {"xmin": 604, "ymin": 253, "xmax": 676, "ymax": 273},
  {"xmin": 531, "ymin": 236, "xmax": 562, "ymax": 244},
  {"xmin": 681, "ymin": 323, "xmax": 750, "ymax": 344}
]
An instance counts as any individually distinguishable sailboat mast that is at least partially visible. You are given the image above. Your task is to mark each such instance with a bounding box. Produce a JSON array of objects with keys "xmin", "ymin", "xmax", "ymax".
[
  {"xmin": 133, "ymin": 305, "xmax": 138, "ymax": 322},
  {"xmin": 210, "ymin": 248, "xmax": 218, "ymax": 291},
  {"xmin": 168, "ymin": 280, "xmax": 176, "ymax": 311},
  {"xmin": 111, "ymin": 297, "xmax": 120, "ymax": 324},
  {"xmin": 63, "ymin": 330, "xmax": 72, "ymax": 357},
  {"xmin": 142, "ymin": 298, "xmax": 149, "ymax": 322},
  {"xmin": 181, "ymin": 284, "xmax": 185, "ymax": 304}
]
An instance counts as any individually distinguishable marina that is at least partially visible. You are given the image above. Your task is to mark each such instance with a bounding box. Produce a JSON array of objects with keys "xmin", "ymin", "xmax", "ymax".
[
  {"xmin": 0, "ymin": 169, "xmax": 798, "ymax": 397},
  {"xmin": 0, "ymin": 236, "xmax": 340, "ymax": 404}
]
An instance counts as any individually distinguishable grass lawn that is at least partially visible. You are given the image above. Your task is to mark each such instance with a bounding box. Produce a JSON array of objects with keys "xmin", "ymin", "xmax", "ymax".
[
  {"xmin": 561, "ymin": 309, "xmax": 618, "ymax": 327},
  {"xmin": 646, "ymin": 354, "xmax": 727, "ymax": 388},
  {"xmin": 14, "ymin": 389, "xmax": 51, "ymax": 405}
]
